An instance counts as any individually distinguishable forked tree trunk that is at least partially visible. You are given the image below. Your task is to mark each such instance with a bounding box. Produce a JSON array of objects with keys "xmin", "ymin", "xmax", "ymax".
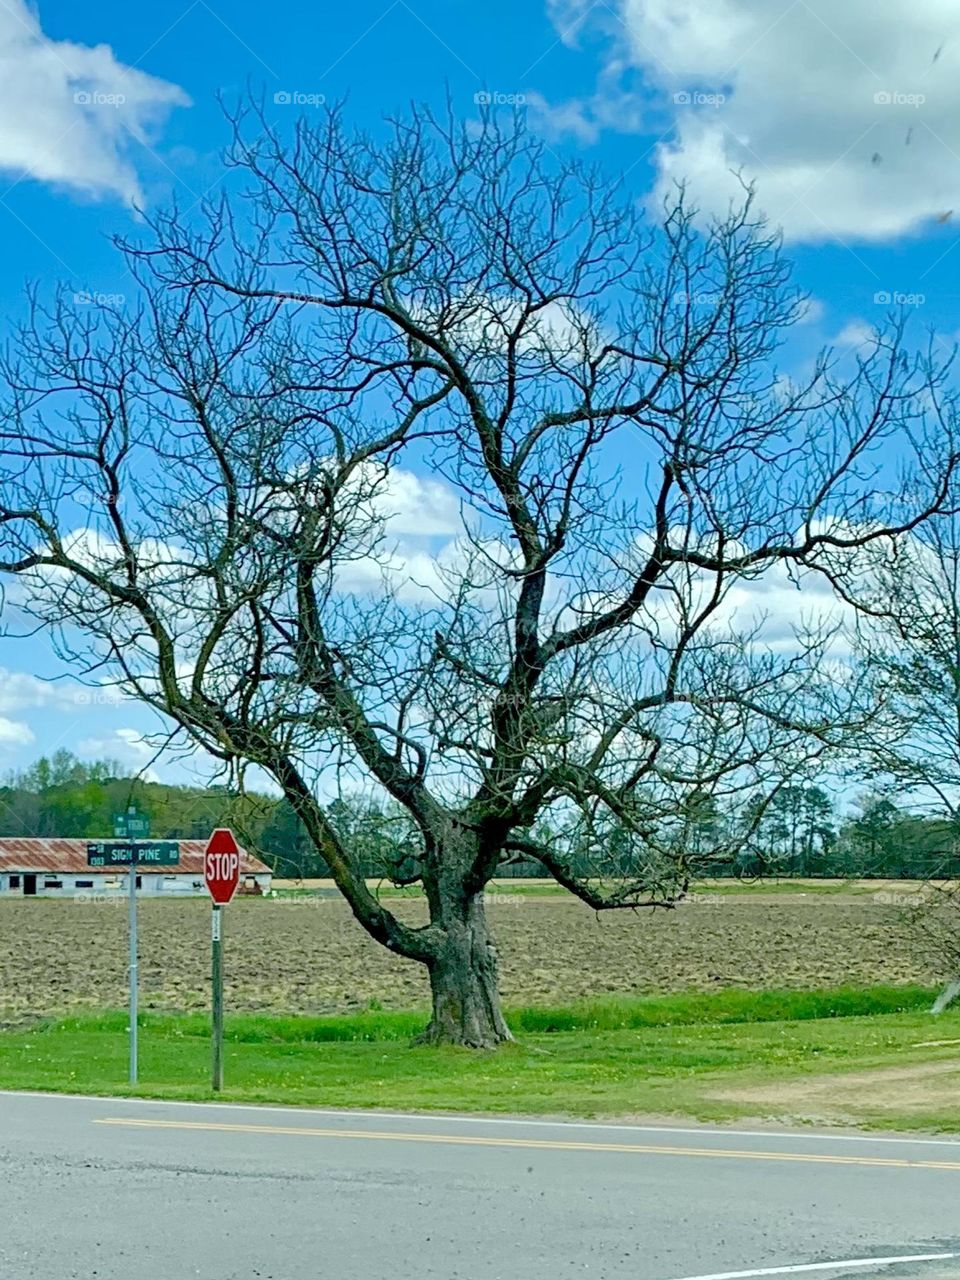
[{"xmin": 417, "ymin": 892, "xmax": 513, "ymax": 1048}]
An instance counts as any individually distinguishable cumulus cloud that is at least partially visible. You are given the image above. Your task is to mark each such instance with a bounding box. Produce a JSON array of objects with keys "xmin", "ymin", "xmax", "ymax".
[
  {"xmin": 525, "ymin": 91, "xmax": 600, "ymax": 144},
  {"xmin": 76, "ymin": 727, "xmax": 160, "ymax": 778},
  {"xmin": 17, "ymin": 464, "xmax": 464, "ymax": 638},
  {"xmin": 707, "ymin": 564, "xmax": 855, "ymax": 655},
  {"xmin": 548, "ymin": 0, "xmax": 959, "ymax": 242},
  {"xmin": 409, "ymin": 292, "xmax": 604, "ymax": 366},
  {"xmin": 334, "ymin": 533, "xmax": 525, "ymax": 608},
  {"xmin": 0, "ymin": 715, "xmax": 34, "ymax": 746},
  {"xmin": 334, "ymin": 545, "xmax": 448, "ymax": 604},
  {"xmin": 367, "ymin": 467, "xmax": 462, "ymax": 538},
  {"xmin": 0, "ymin": 1, "xmax": 188, "ymax": 203},
  {"xmin": 833, "ymin": 320, "xmax": 877, "ymax": 349},
  {"xmin": 796, "ymin": 297, "xmax": 826, "ymax": 327},
  {"xmin": 0, "ymin": 667, "xmax": 121, "ymax": 713}
]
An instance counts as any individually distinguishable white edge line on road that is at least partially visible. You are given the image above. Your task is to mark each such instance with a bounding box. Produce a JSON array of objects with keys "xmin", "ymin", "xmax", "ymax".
[
  {"xmin": 673, "ymin": 1253, "xmax": 957, "ymax": 1280},
  {"xmin": 3, "ymin": 1088, "xmax": 960, "ymax": 1148}
]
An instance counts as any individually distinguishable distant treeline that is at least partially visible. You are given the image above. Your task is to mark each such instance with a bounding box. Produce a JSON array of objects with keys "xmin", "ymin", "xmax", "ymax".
[
  {"xmin": 0, "ymin": 751, "xmax": 274, "ymax": 847},
  {"xmin": 3, "ymin": 754, "xmax": 959, "ymax": 881},
  {"xmin": 726, "ymin": 787, "xmax": 960, "ymax": 881},
  {"xmin": 0, "ymin": 751, "xmax": 413, "ymax": 880}
]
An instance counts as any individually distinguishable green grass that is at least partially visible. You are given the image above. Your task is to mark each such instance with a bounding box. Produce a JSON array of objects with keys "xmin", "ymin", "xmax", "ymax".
[
  {"xmin": 273, "ymin": 877, "xmax": 917, "ymax": 902},
  {"xmin": 687, "ymin": 878, "xmax": 868, "ymax": 896},
  {"xmin": 285, "ymin": 880, "xmax": 574, "ymax": 900},
  {"xmin": 40, "ymin": 984, "xmax": 936, "ymax": 1043},
  {"xmin": 2, "ymin": 985, "xmax": 959, "ymax": 1132}
]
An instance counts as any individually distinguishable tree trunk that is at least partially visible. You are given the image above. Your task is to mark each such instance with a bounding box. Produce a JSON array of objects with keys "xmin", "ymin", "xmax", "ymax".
[{"xmin": 417, "ymin": 893, "xmax": 513, "ymax": 1048}]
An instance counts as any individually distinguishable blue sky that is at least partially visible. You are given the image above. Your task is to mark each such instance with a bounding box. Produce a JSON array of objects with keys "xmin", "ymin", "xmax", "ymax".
[{"xmin": 0, "ymin": 0, "xmax": 958, "ymax": 783}]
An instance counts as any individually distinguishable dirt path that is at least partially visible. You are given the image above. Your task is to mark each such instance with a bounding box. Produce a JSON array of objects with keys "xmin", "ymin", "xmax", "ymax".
[{"xmin": 711, "ymin": 1057, "xmax": 960, "ymax": 1125}]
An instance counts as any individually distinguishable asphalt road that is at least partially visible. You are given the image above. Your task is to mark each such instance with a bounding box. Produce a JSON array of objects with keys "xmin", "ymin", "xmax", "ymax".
[{"xmin": 1, "ymin": 1093, "xmax": 959, "ymax": 1280}]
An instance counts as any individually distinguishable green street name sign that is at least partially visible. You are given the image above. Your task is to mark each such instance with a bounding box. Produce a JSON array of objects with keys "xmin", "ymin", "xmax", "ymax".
[
  {"xmin": 112, "ymin": 811, "xmax": 150, "ymax": 839},
  {"xmin": 86, "ymin": 841, "xmax": 180, "ymax": 867}
]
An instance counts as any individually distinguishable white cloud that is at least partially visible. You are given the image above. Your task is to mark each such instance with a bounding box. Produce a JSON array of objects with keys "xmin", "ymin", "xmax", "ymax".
[
  {"xmin": 0, "ymin": 1, "xmax": 188, "ymax": 203},
  {"xmin": 114, "ymin": 727, "xmax": 154, "ymax": 757},
  {"xmin": 17, "ymin": 466, "xmax": 463, "ymax": 653},
  {"xmin": 796, "ymin": 297, "xmax": 826, "ymax": 326},
  {"xmin": 556, "ymin": 525, "xmax": 859, "ymax": 660},
  {"xmin": 409, "ymin": 292, "xmax": 604, "ymax": 367},
  {"xmin": 526, "ymin": 91, "xmax": 600, "ymax": 144},
  {"xmin": 371, "ymin": 467, "xmax": 462, "ymax": 537},
  {"xmin": 254, "ymin": 461, "xmax": 462, "ymax": 546},
  {"xmin": 709, "ymin": 564, "xmax": 855, "ymax": 654},
  {"xmin": 0, "ymin": 715, "xmax": 34, "ymax": 746},
  {"xmin": 334, "ymin": 545, "xmax": 447, "ymax": 604},
  {"xmin": 0, "ymin": 667, "xmax": 122, "ymax": 713},
  {"xmin": 545, "ymin": 0, "xmax": 598, "ymax": 47},
  {"xmin": 549, "ymin": 0, "xmax": 960, "ymax": 242},
  {"xmin": 833, "ymin": 320, "xmax": 877, "ymax": 349},
  {"xmin": 333, "ymin": 529, "xmax": 526, "ymax": 609},
  {"xmin": 76, "ymin": 727, "xmax": 160, "ymax": 778}
]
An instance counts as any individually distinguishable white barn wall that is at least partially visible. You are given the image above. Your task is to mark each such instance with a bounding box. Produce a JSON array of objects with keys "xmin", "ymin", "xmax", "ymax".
[
  {"xmin": 0, "ymin": 871, "xmax": 272, "ymax": 897},
  {"xmin": 0, "ymin": 838, "xmax": 274, "ymax": 897}
]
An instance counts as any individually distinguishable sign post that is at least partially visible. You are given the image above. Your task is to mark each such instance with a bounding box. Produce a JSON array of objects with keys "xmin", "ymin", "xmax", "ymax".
[
  {"xmin": 204, "ymin": 828, "xmax": 241, "ymax": 1091},
  {"xmin": 128, "ymin": 850, "xmax": 138, "ymax": 1084},
  {"xmin": 118, "ymin": 806, "xmax": 144, "ymax": 1085},
  {"xmin": 211, "ymin": 904, "xmax": 224, "ymax": 1091},
  {"xmin": 87, "ymin": 808, "xmax": 179, "ymax": 1086}
]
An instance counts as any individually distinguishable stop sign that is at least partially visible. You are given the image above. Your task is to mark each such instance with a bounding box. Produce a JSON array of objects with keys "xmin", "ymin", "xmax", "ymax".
[{"xmin": 204, "ymin": 828, "xmax": 241, "ymax": 905}]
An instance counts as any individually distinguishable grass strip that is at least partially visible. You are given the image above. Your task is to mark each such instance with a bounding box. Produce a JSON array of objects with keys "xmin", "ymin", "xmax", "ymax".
[
  {"xmin": 32, "ymin": 984, "xmax": 937, "ymax": 1044},
  {"xmin": 2, "ymin": 985, "xmax": 957, "ymax": 1132}
]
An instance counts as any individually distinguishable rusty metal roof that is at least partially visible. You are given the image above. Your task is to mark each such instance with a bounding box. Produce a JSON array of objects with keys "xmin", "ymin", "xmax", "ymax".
[{"xmin": 0, "ymin": 838, "xmax": 271, "ymax": 876}]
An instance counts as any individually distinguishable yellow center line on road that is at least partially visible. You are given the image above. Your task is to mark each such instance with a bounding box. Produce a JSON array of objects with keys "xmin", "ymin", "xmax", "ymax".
[{"xmin": 94, "ymin": 1118, "xmax": 960, "ymax": 1171}]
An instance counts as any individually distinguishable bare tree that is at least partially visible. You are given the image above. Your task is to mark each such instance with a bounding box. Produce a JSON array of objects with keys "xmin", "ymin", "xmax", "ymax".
[
  {"xmin": 842, "ymin": 511, "xmax": 960, "ymax": 1008},
  {"xmin": 0, "ymin": 103, "xmax": 956, "ymax": 1045},
  {"xmin": 846, "ymin": 510, "xmax": 960, "ymax": 813},
  {"xmin": 913, "ymin": 884, "xmax": 960, "ymax": 1014}
]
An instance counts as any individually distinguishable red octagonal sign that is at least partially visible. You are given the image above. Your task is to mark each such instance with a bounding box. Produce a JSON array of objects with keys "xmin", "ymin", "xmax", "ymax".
[{"xmin": 204, "ymin": 828, "xmax": 241, "ymax": 905}]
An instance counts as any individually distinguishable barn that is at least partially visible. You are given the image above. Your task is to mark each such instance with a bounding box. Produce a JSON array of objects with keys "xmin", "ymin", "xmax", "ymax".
[{"xmin": 0, "ymin": 838, "xmax": 273, "ymax": 897}]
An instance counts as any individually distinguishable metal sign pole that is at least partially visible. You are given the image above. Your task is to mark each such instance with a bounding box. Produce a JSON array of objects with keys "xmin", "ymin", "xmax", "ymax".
[
  {"xmin": 205, "ymin": 829, "xmax": 240, "ymax": 1094},
  {"xmin": 89, "ymin": 807, "xmax": 180, "ymax": 1091},
  {"xmin": 211, "ymin": 904, "xmax": 224, "ymax": 1091},
  {"xmin": 128, "ymin": 855, "xmax": 138, "ymax": 1085}
]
